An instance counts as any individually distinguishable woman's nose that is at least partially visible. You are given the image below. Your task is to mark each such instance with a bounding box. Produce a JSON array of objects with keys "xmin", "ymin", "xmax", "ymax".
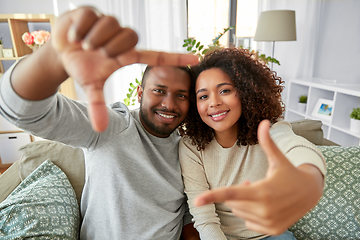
[{"xmin": 209, "ymin": 95, "xmax": 221, "ymax": 108}]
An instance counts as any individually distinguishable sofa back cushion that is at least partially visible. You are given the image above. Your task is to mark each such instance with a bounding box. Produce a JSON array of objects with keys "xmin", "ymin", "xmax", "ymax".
[
  {"xmin": 289, "ymin": 146, "xmax": 360, "ymax": 239},
  {"xmin": 289, "ymin": 119, "xmax": 324, "ymax": 145}
]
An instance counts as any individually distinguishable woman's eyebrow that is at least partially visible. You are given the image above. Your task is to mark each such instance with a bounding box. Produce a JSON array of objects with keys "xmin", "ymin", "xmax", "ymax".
[
  {"xmin": 196, "ymin": 88, "xmax": 206, "ymax": 95},
  {"xmin": 217, "ymin": 82, "xmax": 232, "ymax": 88},
  {"xmin": 196, "ymin": 82, "xmax": 232, "ymax": 95}
]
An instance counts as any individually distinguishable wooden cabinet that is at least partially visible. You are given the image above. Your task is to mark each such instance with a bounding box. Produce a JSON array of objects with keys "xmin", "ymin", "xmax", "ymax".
[
  {"xmin": 284, "ymin": 78, "xmax": 360, "ymax": 146},
  {"xmin": 0, "ymin": 13, "xmax": 77, "ymax": 99}
]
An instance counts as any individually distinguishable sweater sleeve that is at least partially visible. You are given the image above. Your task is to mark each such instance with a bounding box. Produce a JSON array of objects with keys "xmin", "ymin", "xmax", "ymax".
[
  {"xmin": 270, "ymin": 121, "xmax": 326, "ymax": 177},
  {"xmin": 179, "ymin": 138, "xmax": 227, "ymax": 240},
  {"xmin": 0, "ymin": 60, "xmax": 129, "ymax": 150}
]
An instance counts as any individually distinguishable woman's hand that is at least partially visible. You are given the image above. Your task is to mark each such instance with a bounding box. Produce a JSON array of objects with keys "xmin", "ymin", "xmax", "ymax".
[{"xmin": 194, "ymin": 120, "xmax": 324, "ymax": 236}]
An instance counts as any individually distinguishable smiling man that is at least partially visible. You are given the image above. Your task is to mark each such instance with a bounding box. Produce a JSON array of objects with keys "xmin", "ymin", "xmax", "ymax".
[
  {"xmin": 138, "ymin": 66, "xmax": 191, "ymax": 138},
  {"xmin": 0, "ymin": 6, "xmax": 200, "ymax": 240}
]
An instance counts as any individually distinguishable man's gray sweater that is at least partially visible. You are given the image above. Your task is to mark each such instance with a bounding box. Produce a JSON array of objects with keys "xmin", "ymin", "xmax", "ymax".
[{"xmin": 0, "ymin": 63, "xmax": 191, "ymax": 239}]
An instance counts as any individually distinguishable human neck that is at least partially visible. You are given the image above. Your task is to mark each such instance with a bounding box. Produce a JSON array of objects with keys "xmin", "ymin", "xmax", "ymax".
[{"xmin": 214, "ymin": 130, "xmax": 238, "ymax": 148}]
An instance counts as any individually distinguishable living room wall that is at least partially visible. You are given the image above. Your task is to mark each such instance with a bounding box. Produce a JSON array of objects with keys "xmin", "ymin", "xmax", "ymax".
[{"xmin": 1, "ymin": 0, "xmax": 359, "ymax": 99}]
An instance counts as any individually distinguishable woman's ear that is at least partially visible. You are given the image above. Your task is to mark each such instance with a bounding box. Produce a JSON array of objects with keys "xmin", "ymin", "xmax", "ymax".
[{"xmin": 137, "ymin": 85, "xmax": 143, "ymax": 103}]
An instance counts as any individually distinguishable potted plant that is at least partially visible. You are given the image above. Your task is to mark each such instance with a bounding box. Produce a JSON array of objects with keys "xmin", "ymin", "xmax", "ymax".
[
  {"xmin": 350, "ymin": 107, "xmax": 360, "ymax": 133},
  {"xmin": 298, "ymin": 95, "xmax": 307, "ymax": 113}
]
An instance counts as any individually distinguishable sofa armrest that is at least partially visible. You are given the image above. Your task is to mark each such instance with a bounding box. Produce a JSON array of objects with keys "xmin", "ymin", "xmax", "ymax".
[{"xmin": 0, "ymin": 161, "xmax": 21, "ymax": 203}]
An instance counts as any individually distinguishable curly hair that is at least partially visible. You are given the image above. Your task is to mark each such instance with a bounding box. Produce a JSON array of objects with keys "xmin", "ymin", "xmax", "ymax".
[{"xmin": 178, "ymin": 48, "xmax": 285, "ymax": 150}]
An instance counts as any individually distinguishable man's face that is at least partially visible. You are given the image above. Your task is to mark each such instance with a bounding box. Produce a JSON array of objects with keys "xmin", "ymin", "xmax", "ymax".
[{"xmin": 137, "ymin": 66, "xmax": 191, "ymax": 138}]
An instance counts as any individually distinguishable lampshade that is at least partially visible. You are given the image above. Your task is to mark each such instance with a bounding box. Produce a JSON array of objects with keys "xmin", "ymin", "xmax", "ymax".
[{"xmin": 254, "ymin": 10, "xmax": 296, "ymax": 41}]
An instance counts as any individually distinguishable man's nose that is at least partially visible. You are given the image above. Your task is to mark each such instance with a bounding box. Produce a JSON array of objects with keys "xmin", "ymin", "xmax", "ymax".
[{"xmin": 161, "ymin": 95, "xmax": 177, "ymax": 111}]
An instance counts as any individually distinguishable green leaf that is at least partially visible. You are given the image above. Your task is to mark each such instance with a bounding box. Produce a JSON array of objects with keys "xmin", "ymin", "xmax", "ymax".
[
  {"xmin": 191, "ymin": 50, "xmax": 197, "ymax": 53},
  {"xmin": 130, "ymin": 83, "xmax": 135, "ymax": 88},
  {"xmin": 196, "ymin": 42, "xmax": 200, "ymax": 48},
  {"xmin": 127, "ymin": 93, "xmax": 131, "ymax": 98},
  {"xmin": 135, "ymin": 79, "xmax": 140, "ymax": 84},
  {"xmin": 192, "ymin": 39, "xmax": 196, "ymax": 46},
  {"xmin": 199, "ymin": 45, "xmax": 204, "ymax": 51},
  {"xmin": 182, "ymin": 43, "xmax": 187, "ymax": 47},
  {"xmin": 187, "ymin": 47, "xmax": 192, "ymax": 52}
]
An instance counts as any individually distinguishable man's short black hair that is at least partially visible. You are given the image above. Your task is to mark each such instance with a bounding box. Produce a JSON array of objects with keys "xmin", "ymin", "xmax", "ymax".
[{"xmin": 141, "ymin": 66, "xmax": 192, "ymax": 88}]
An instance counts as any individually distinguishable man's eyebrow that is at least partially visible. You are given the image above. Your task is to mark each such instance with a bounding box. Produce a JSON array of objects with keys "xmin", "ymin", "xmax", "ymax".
[
  {"xmin": 154, "ymin": 84, "xmax": 167, "ymax": 88},
  {"xmin": 154, "ymin": 84, "xmax": 189, "ymax": 93},
  {"xmin": 178, "ymin": 89, "xmax": 189, "ymax": 93}
]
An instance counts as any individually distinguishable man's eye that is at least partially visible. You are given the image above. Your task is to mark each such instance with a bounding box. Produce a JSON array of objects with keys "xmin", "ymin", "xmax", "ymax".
[
  {"xmin": 178, "ymin": 94, "xmax": 187, "ymax": 99},
  {"xmin": 154, "ymin": 89, "xmax": 164, "ymax": 94}
]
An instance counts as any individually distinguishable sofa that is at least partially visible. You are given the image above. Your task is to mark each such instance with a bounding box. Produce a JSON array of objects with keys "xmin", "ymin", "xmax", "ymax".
[{"xmin": 0, "ymin": 119, "xmax": 359, "ymax": 239}]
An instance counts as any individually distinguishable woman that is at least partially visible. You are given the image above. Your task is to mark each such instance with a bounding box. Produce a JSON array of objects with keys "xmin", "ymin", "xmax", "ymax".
[{"xmin": 179, "ymin": 48, "xmax": 326, "ymax": 240}]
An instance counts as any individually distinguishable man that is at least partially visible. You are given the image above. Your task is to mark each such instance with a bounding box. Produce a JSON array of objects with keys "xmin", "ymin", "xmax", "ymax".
[{"xmin": 0, "ymin": 7, "xmax": 199, "ymax": 240}]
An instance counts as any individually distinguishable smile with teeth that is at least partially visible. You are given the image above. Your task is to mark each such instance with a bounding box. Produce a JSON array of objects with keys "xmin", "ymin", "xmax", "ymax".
[
  {"xmin": 158, "ymin": 113, "xmax": 175, "ymax": 119},
  {"xmin": 210, "ymin": 111, "xmax": 228, "ymax": 118}
]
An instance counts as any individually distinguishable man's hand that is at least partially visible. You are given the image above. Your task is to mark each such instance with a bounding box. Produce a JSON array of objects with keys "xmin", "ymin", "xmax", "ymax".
[
  {"xmin": 194, "ymin": 120, "xmax": 324, "ymax": 236},
  {"xmin": 51, "ymin": 7, "xmax": 198, "ymax": 132}
]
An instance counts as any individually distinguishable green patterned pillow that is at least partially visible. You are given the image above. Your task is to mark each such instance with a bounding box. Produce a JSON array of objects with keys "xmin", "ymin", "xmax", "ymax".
[
  {"xmin": 0, "ymin": 160, "xmax": 80, "ymax": 239},
  {"xmin": 289, "ymin": 146, "xmax": 360, "ymax": 240}
]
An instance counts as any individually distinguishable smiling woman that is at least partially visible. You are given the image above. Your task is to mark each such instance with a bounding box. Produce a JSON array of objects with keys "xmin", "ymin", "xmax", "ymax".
[
  {"xmin": 178, "ymin": 47, "xmax": 325, "ymax": 240},
  {"xmin": 195, "ymin": 68, "xmax": 242, "ymax": 148}
]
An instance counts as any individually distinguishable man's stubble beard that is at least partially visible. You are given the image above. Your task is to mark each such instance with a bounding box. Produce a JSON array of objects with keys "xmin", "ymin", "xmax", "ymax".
[{"xmin": 139, "ymin": 100, "xmax": 177, "ymax": 137}]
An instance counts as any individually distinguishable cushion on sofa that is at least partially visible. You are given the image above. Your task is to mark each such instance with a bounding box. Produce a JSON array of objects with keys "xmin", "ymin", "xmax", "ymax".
[
  {"xmin": 18, "ymin": 140, "xmax": 85, "ymax": 205},
  {"xmin": 289, "ymin": 146, "xmax": 360, "ymax": 239},
  {"xmin": 0, "ymin": 160, "xmax": 80, "ymax": 239}
]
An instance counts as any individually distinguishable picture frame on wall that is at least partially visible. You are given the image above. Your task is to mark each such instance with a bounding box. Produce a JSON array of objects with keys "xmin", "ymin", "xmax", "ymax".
[{"xmin": 312, "ymin": 98, "xmax": 334, "ymax": 122}]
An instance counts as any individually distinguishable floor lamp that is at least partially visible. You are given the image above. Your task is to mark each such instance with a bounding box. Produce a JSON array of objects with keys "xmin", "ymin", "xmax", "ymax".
[{"xmin": 254, "ymin": 10, "xmax": 297, "ymax": 70}]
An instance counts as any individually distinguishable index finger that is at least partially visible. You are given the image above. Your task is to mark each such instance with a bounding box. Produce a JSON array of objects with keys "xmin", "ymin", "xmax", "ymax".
[
  {"xmin": 194, "ymin": 185, "xmax": 257, "ymax": 207},
  {"xmin": 116, "ymin": 49, "xmax": 199, "ymax": 67}
]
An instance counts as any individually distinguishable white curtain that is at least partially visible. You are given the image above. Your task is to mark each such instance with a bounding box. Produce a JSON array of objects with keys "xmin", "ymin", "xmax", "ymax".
[
  {"xmin": 75, "ymin": 0, "xmax": 188, "ymax": 108},
  {"xmin": 257, "ymin": 0, "xmax": 324, "ymax": 103}
]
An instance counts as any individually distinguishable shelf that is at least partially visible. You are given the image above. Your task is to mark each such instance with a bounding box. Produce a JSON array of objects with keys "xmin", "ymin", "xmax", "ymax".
[
  {"xmin": 0, "ymin": 13, "xmax": 76, "ymax": 100},
  {"xmin": 0, "ymin": 57, "xmax": 17, "ymax": 61},
  {"xmin": 285, "ymin": 78, "xmax": 360, "ymax": 146},
  {"xmin": 0, "ymin": 13, "xmax": 78, "ymax": 169}
]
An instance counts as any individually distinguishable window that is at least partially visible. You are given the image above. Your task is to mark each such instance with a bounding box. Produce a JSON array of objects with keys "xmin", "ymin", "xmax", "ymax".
[
  {"xmin": 187, "ymin": 0, "xmax": 258, "ymax": 50},
  {"xmin": 187, "ymin": 0, "xmax": 230, "ymax": 48}
]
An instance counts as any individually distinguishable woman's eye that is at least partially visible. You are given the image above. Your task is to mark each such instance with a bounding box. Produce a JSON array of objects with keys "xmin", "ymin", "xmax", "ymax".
[
  {"xmin": 199, "ymin": 95, "xmax": 208, "ymax": 100},
  {"xmin": 220, "ymin": 89, "xmax": 230, "ymax": 94}
]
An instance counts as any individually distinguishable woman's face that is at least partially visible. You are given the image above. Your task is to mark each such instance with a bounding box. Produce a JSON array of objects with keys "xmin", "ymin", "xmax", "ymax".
[{"xmin": 195, "ymin": 68, "xmax": 242, "ymax": 135}]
